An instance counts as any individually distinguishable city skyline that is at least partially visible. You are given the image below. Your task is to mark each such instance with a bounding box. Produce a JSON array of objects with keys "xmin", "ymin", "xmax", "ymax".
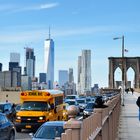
[{"xmin": 0, "ymin": 0, "xmax": 140, "ymax": 87}]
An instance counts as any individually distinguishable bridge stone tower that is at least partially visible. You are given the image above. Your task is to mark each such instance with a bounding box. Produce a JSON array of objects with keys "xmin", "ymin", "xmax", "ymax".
[{"xmin": 108, "ymin": 57, "xmax": 140, "ymax": 88}]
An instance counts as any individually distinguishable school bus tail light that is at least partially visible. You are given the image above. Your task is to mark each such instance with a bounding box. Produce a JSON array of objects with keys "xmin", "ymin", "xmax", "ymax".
[{"xmin": 21, "ymin": 92, "xmax": 27, "ymax": 96}]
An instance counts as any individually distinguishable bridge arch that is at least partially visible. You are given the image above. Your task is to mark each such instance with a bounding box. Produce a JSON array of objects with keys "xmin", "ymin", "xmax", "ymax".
[
  {"xmin": 127, "ymin": 67, "xmax": 135, "ymax": 88},
  {"xmin": 108, "ymin": 57, "xmax": 140, "ymax": 88}
]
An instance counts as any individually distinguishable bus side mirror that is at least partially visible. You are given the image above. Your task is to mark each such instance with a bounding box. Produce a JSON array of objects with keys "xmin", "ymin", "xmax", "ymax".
[{"xmin": 50, "ymin": 104, "xmax": 54, "ymax": 110}]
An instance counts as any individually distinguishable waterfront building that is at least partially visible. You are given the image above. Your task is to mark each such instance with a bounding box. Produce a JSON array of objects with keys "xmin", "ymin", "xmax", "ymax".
[{"xmin": 44, "ymin": 31, "xmax": 54, "ymax": 89}]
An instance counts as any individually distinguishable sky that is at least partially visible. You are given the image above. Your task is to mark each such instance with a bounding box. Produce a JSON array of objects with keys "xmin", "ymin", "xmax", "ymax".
[{"xmin": 0, "ymin": 0, "xmax": 140, "ymax": 88}]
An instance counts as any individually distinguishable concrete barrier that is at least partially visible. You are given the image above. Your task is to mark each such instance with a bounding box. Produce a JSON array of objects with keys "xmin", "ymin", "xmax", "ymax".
[
  {"xmin": 56, "ymin": 94, "xmax": 121, "ymax": 140},
  {"xmin": 0, "ymin": 91, "xmax": 20, "ymax": 104}
]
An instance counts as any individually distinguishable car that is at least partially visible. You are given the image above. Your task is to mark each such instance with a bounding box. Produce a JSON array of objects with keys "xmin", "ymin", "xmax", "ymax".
[
  {"xmin": 0, "ymin": 113, "xmax": 15, "ymax": 140},
  {"xmin": 83, "ymin": 102, "xmax": 95, "ymax": 119},
  {"xmin": 65, "ymin": 95, "xmax": 78, "ymax": 102},
  {"xmin": 31, "ymin": 121, "xmax": 65, "ymax": 140},
  {"xmin": 76, "ymin": 98, "xmax": 87, "ymax": 112},
  {"xmin": 91, "ymin": 96, "xmax": 96, "ymax": 102},
  {"xmin": 0, "ymin": 102, "xmax": 16, "ymax": 122},
  {"xmin": 86, "ymin": 97, "xmax": 92, "ymax": 103},
  {"xmin": 65, "ymin": 99, "xmax": 78, "ymax": 106},
  {"xmin": 102, "ymin": 95, "xmax": 109, "ymax": 102}
]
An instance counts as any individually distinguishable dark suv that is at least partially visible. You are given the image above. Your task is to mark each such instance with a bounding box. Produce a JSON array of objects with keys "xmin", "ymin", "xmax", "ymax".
[{"xmin": 0, "ymin": 102, "xmax": 16, "ymax": 122}]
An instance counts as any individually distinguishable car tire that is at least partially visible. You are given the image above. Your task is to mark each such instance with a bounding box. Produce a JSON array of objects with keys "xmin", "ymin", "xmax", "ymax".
[
  {"xmin": 9, "ymin": 130, "xmax": 15, "ymax": 140},
  {"xmin": 16, "ymin": 128, "xmax": 21, "ymax": 133}
]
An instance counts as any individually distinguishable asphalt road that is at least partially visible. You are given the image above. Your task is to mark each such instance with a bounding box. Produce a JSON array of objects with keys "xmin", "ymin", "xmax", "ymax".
[{"xmin": 15, "ymin": 129, "xmax": 32, "ymax": 140}]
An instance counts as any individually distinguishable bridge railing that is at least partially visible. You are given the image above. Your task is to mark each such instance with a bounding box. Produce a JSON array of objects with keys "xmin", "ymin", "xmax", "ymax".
[
  {"xmin": 134, "ymin": 88, "xmax": 140, "ymax": 93},
  {"xmin": 55, "ymin": 94, "xmax": 121, "ymax": 140}
]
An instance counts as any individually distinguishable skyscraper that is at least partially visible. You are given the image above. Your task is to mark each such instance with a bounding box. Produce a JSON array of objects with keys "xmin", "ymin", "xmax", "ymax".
[
  {"xmin": 69, "ymin": 68, "xmax": 74, "ymax": 83},
  {"xmin": 77, "ymin": 56, "xmax": 82, "ymax": 94},
  {"xmin": 9, "ymin": 52, "xmax": 21, "ymax": 86},
  {"xmin": 9, "ymin": 62, "xmax": 21, "ymax": 86},
  {"xmin": 10, "ymin": 52, "xmax": 20, "ymax": 65},
  {"xmin": 44, "ymin": 31, "xmax": 54, "ymax": 89},
  {"xmin": 78, "ymin": 50, "xmax": 91, "ymax": 95},
  {"xmin": 24, "ymin": 48, "xmax": 35, "ymax": 78},
  {"xmin": 59, "ymin": 70, "xmax": 68, "ymax": 87},
  {"xmin": 39, "ymin": 73, "xmax": 46, "ymax": 83}
]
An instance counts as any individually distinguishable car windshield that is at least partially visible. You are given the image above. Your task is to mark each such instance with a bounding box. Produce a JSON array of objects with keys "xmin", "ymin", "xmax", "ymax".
[
  {"xmin": 65, "ymin": 101, "xmax": 75, "ymax": 105},
  {"xmin": 20, "ymin": 101, "xmax": 48, "ymax": 111},
  {"xmin": 77, "ymin": 100, "xmax": 85, "ymax": 104},
  {"xmin": 86, "ymin": 98, "xmax": 91, "ymax": 102},
  {"xmin": 86, "ymin": 103, "xmax": 95, "ymax": 109},
  {"xmin": 66, "ymin": 96, "xmax": 76, "ymax": 99},
  {"xmin": 35, "ymin": 125, "xmax": 64, "ymax": 139}
]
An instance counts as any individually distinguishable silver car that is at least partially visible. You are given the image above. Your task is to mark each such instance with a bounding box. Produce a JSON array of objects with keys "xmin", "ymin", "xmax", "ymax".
[{"xmin": 31, "ymin": 121, "xmax": 65, "ymax": 140}]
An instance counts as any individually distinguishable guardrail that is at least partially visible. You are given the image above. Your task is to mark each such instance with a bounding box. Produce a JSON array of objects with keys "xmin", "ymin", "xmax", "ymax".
[{"xmin": 55, "ymin": 94, "xmax": 121, "ymax": 140}]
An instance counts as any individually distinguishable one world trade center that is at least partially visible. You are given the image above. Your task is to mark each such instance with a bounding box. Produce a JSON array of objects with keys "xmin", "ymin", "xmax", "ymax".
[{"xmin": 44, "ymin": 31, "xmax": 54, "ymax": 89}]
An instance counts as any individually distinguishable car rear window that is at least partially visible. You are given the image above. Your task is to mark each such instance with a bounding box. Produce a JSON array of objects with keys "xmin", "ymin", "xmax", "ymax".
[{"xmin": 35, "ymin": 125, "xmax": 64, "ymax": 139}]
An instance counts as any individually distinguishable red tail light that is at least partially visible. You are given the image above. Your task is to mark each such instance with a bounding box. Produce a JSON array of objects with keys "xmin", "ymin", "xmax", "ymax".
[{"xmin": 21, "ymin": 92, "xmax": 27, "ymax": 96}]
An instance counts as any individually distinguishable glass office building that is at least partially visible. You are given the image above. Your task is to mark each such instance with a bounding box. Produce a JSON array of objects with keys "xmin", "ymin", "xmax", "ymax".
[
  {"xmin": 44, "ymin": 37, "xmax": 54, "ymax": 89},
  {"xmin": 24, "ymin": 48, "xmax": 35, "ymax": 78}
]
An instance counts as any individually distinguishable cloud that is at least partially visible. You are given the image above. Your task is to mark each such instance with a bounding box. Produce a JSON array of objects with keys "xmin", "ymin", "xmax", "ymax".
[
  {"xmin": 0, "ymin": 2, "xmax": 59, "ymax": 13},
  {"xmin": 14, "ymin": 2, "xmax": 59, "ymax": 12},
  {"xmin": 40, "ymin": 3, "xmax": 59, "ymax": 9}
]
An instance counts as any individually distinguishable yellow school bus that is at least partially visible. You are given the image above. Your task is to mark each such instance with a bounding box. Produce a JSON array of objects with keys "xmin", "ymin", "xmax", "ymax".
[{"xmin": 15, "ymin": 89, "xmax": 64, "ymax": 132}]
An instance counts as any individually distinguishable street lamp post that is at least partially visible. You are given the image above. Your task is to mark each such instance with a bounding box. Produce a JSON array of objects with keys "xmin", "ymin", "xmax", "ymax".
[{"xmin": 113, "ymin": 35, "xmax": 125, "ymax": 106}]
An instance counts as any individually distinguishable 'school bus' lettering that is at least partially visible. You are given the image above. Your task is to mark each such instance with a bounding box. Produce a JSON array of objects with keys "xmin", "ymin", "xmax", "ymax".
[{"xmin": 28, "ymin": 92, "xmax": 42, "ymax": 96}]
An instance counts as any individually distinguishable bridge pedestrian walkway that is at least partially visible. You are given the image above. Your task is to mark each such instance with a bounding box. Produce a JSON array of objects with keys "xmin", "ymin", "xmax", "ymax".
[{"xmin": 116, "ymin": 92, "xmax": 140, "ymax": 140}]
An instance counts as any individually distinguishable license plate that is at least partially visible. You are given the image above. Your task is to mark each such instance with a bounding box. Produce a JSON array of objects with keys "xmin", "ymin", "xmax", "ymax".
[{"xmin": 25, "ymin": 125, "xmax": 31, "ymax": 128}]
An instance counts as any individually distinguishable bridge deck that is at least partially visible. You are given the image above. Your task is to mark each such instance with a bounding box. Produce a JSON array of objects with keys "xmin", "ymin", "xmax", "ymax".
[{"xmin": 116, "ymin": 92, "xmax": 140, "ymax": 140}]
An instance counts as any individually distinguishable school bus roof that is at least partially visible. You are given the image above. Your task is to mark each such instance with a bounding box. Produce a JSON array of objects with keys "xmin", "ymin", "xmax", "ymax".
[
  {"xmin": 20, "ymin": 89, "xmax": 64, "ymax": 102},
  {"xmin": 39, "ymin": 89, "xmax": 63, "ymax": 95},
  {"xmin": 22, "ymin": 89, "xmax": 63, "ymax": 94}
]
